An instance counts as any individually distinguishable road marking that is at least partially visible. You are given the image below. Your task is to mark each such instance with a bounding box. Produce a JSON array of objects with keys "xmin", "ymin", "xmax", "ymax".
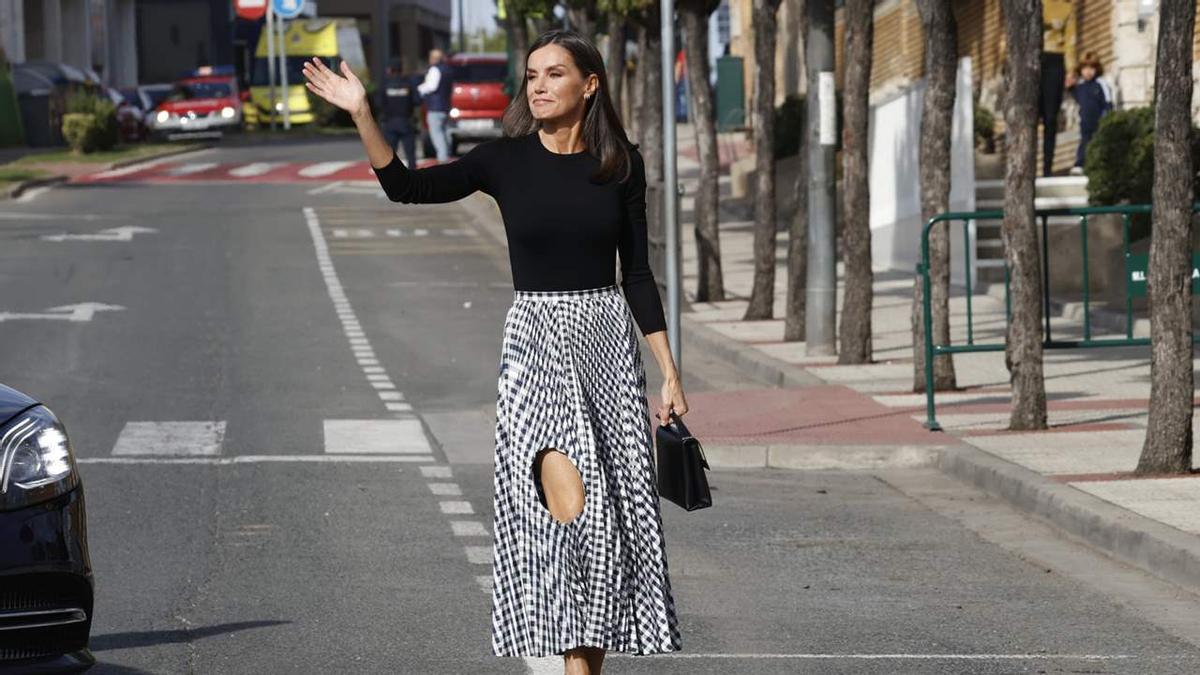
[
  {"xmin": 299, "ymin": 161, "xmax": 354, "ymax": 177},
  {"xmin": 428, "ymin": 482, "xmax": 462, "ymax": 496},
  {"xmin": 464, "ymin": 546, "xmax": 492, "ymax": 564},
  {"xmin": 450, "ymin": 520, "xmax": 488, "ymax": 537},
  {"xmin": 111, "ymin": 421, "xmax": 226, "ymax": 456},
  {"xmin": 228, "ymin": 162, "xmax": 283, "ymax": 177},
  {"xmin": 474, "ymin": 575, "xmax": 492, "ymax": 593},
  {"xmin": 90, "ymin": 155, "xmax": 187, "ymax": 179},
  {"xmin": 0, "ymin": 303, "xmax": 124, "ymax": 323},
  {"xmin": 41, "ymin": 226, "xmax": 157, "ymax": 242},
  {"xmin": 323, "ymin": 419, "xmax": 432, "ymax": 455},
  {"xmin": 362, "ymin": 366, "xmax": 385, "ymax": 374},
  {"xmin": 167, "ymin": 162, "xmax": 219, "ymax": 176},
  {"xmin": 439, "ymin": 501, "xmax": 473, "ymax": 514},
  {"xmin": 371, "ymin": 381, "xmax": 396, "ymax": 390},
  {"xmin": 420, "ymin": 466, "xmax": 452, "ymax": 479},
  {"xmin": 385, "ymin": 402, "xmax": 413, "ymax": 412},
  {"xmin": 0, "ymin": 212, "xmax": 112, "ymax": 221},
  {"xmin": 79, "ymin": 455, "xmax": 431, "ymax": 465},
  {"xmin": 377, "ymin": 391, "xmax": 404, "ymax": 401}
]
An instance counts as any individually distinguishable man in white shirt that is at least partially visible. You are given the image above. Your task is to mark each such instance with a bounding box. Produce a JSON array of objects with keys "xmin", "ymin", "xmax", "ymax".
[{"xmin": 417, "ymin": 49, "xmax": 453, "ymax": 162}]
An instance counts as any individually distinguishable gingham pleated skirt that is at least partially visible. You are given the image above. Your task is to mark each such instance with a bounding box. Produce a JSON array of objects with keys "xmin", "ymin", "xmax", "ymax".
[{"xmin": 489, "ymin": 284, "xmax": 682, "ymax": 657}]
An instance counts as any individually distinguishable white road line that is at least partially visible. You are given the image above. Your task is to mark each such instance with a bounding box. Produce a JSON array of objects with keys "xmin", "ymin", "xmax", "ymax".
[
  {"xmin": 299, "ymin": 161, "xmax": 354, "ymax": 177},
  {"xmin": 371, "ymin": 381, "xmax": 396, "ymax": 390},
  {"xmin": 362, "ymin": 366, "xmax": 385, "ymax": 374},
  {"xmin": 428, "ymin": 482, "xmax": 462, "ymax": 496},
  {"xmin": 91, "ymin": 155, "xmax": 189, "ymax": 178},
  {"xmin": 439, "ymin": 501, "xmax": 473, "ymax": 514},
  {"xmin": 167, "ymin": 162, "xmax": 219, "ymax": 176},
  {"xmin": 228, "ymin": 162, "xmax": 282, "ymax": 177},
  {"xmin": 420, "ymin": 466, "xmax": 452, "ymax": 479},
  {"xmin": 306, "ymin": 180, "xmax": 344, "ymax": 195},
  {"xmin": 80, "ymin": 455, "xmax": 432, "ymax": 465},
  {"xmin": 377, "ymin": 391, "xmax": 404, "ymax": 401},
  {"xmin": 111, "ymin": 421, "xmax": 225, "ymax": 456},
  {"xmin": 474, "ymin": 575, "xmax": 493, "ymax": 593},
  {"xmin": 366, "ymin": 374, "xmax": 390, "ymax": 382},
  {"xmin": 464, "ymin": 546, "xmax": 492, "ymax": 564},
  {"xmin": 384, "ymin": 402, "xmax": 413, "ymax": 412},
  {"xmin": 323, "ymin": 419, "xmax": 433, "ymax": 455},
  {"xmin": 450, "ymin": 520, "xmax": 489, "ymax": 537}
]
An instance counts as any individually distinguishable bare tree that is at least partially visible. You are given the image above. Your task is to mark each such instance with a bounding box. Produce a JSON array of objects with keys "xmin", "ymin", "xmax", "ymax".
[
  {"xmin": 1000, "ymin": 0, "xmax": 1047, "ymax": 430},
  {"xmin": 1138, "ymin": 0, "xmax": 1196, "ymax": 474},
  {"xmin": 604, "ymin": 14, "xmax": 627, "ymax": 117},
  {"xmin": 911, "ymin": 0, "xmax": 958, "ymax": 391},
  {"xmin": 744, "ymin": 0, "xmax": 785, "ymax": 320},
  {"xmin": 784, "ymin": 0, "xmax": 808, "ymax": 341},
  {"xmin": 838, "ymin": 0, "xmax": 874, "ymax": 363},
  {"xmin": 564, "ymin": 0, "xmax": 598, "ymax": 38},
  {"xmin": 679, "ymin": 0, "xmax": 725, "ymax": 302}
]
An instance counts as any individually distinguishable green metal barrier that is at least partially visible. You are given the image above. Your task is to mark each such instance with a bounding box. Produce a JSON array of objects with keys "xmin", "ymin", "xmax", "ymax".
[{"xmin": 918, "ymin": 203, "xmax": 1200, "ymax": 431}]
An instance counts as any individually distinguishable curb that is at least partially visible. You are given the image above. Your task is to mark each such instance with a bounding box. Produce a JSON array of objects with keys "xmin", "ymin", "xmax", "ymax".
[
  {"xmin": 938, "ymin": 442, "xmax": 1200, "ymax": 596},
  {"xmin": 1, "ymin": 143, "xmax": 213, "ymax": 201},
  {"xmin": 680, "ymin": 313, "xmax": 824, "ymax": 388},
  {"xmin": 706, "ymin": 443, "xmax": 945, "ymax": 471}
]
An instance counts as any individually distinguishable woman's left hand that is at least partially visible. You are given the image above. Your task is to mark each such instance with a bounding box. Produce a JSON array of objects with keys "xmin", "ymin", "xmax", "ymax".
[{"xmin": 658, "ymin": 376, "xmax": 688, "ymax": 425}]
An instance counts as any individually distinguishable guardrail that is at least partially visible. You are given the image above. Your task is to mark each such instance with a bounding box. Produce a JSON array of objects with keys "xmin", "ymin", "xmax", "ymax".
[{"xmin": 919, "ymin": 203, "xmax": 1200, "ymax": 431}]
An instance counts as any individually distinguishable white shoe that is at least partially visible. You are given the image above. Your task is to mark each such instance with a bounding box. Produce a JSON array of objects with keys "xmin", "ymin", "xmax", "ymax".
[{"xmin": 1069, "ymin": 166, "xmax": 1084, "ymax": 175}]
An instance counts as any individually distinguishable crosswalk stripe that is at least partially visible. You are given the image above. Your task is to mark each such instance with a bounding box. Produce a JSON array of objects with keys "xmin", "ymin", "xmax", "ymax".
[
  {"xmin": 450, "ymin": 520, "xmax": 489, "ymax": 537},
  {"xmin": 464, "ymin": 546, "xmax": 492, "ymax": 564},
  {"xmin": 299, "ymin": 161, "xmax": 355, "ymax": 177},
  {"xmin": 323, "ymin": 419, "xmax": 432, "ymax": 454},
  {"xmin": 167, "ymin": 162, "xmax": 219, "ymax": 176},
  {"xmin": 111, "ymin": 421, "xmax": 225, "ymax": 456},
  {"xmin": 228, "ymin": 162, "xmax": 283, "ymax": 177}
]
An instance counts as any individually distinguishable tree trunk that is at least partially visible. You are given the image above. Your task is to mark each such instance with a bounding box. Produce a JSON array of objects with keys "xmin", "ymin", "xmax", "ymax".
[
  {"xmin": 1138, "ymin": 0, "xmax": 1196, "ymax": 474},
  {"xmin": 784, "ymin": 0, "xmax": 807, "ymax": 341},
  {"xmin": 681, "ymin": 0, "xmax": 725, "ymax": 303},
  {"xmin": 1000, "ymin": 0, "xmax": 1047, "ymax": 430},
  {"xmin": 509, "ymin": 15, "xmax": 531, "ymax": 89},
  {"xmin": 837, "ymin": 0, "xmax": 873, "ymax": 364},
  {"xmin": 605, "ymin": 15, "xmax": 627, "ymax": 118},
  {"xmin": 911, "ymin": 0, "xmax": 958, "ymax": 391},
  {"xmin": 566, "ymin": 5, "xmax": 595, "ymax": 39},
  {"xmin": 744, "ymin": 0, "xmax": 784, "ymax": 320},
  {"xmin": 635, "ymin": 7, "xmax": 667, "ymax": 289}
]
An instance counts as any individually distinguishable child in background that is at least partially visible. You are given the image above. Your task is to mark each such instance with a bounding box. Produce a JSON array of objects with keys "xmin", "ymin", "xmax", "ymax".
[{"xmin": 1067, "ymin": 53, "xmax": 1114, "ymax": 175}]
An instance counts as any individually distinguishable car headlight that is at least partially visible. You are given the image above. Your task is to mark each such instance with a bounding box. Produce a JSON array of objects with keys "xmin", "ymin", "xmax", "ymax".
[
  {"xmin": 0, "ymin": 406, "xmax": 78, "ymax": 510},
  {"xmin": 449, "ymin": 108, "xmax": 460, "ymax": 119},
  {"xmin": 274, "ymin": 101, "xmax": 283, "ymax": 111},
  {"xmin": 220, "ymin": 106, "xmax": 236, "ymax": 119},
  {"xmin": 156, "ymin": 110, "xmax": 169, "ymax": 123}
]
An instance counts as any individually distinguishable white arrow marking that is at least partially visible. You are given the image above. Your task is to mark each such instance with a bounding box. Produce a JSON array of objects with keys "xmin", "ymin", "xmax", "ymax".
[
  {"xmin": 0, "ymin": 303, "xmax": 125, "ymax": 323},
  {"xmin": 299, "ymin": 161, "xmax": 354, "ymax": 177},
  {"xmin": 41, "ymin": 226, "xmax": 158, "ymax": 242}
]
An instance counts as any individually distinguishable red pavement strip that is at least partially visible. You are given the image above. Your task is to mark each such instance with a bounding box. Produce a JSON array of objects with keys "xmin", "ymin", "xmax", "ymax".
[
  {"xmin": 70, "ymin": 158, "xmax": 442, "ymax": 184},
  {"xmin": 682, "ymin": 385, "xmax": 940, "ymax": 446}
]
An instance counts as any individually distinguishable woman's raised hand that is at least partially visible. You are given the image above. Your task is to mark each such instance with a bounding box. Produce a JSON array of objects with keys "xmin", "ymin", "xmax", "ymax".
[{"xmin": 302, "ymin": 57, "xmax": 367, "ymax": 117}]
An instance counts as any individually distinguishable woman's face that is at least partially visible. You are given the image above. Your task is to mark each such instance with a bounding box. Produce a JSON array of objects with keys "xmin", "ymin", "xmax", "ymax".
[
  {"xmin": 1081, "ymin": 65, "xmax": 1097, "ymax": 80},
  {"xmin": 526, "ymin": 43, "xmax": 596, "ymax": 124}
]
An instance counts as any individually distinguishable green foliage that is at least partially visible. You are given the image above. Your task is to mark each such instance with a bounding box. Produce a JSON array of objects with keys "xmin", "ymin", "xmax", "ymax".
[
  {"xmin": 62, "ymin": 112, "xmax": 101, "ymax": 153},
  {"xmin": 774, "ymin": 94, "xmax": 805, "ymax": 159},
  {"xmin": 61, "ymin": 91, "xmax": 117, "ymax": 151},
  {"xmin": 974, "ymin": 104, "xmax": 995, "ymax": 153},
  {"xmin": 1084, "ymin": 107, "xmax": 1154, "ymax": 206},
  {"xmin": 507, "ymin": 0, "xmax": 557, "ymax": 17}
]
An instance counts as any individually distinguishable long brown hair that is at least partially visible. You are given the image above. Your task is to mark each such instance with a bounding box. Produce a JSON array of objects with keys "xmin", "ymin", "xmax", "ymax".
[{"xmin": 501, "ymin": 29, "xmax": 636, "ymax": 185}]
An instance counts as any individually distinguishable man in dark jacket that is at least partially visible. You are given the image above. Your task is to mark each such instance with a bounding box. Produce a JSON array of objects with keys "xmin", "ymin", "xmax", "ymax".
[
  {"xmin": 416, "ymin": 48, "xmax": 454, "ymax": 163},
  {"xmin": 382, "ymin": 58, "xmax": 419, "ymax": 168}
]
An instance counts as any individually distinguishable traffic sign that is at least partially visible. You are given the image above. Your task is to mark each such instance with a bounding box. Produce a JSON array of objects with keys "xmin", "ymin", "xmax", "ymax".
[
  {"xmin": 235, "ymin": 0, "xmax": 266, "ymax": 21},
  {"xmin": 272, "ymin": 0, "xmax": 304, "ymax": 19}
]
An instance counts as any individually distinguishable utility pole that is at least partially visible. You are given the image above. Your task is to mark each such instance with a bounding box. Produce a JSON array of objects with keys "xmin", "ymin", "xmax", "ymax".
[
  {"xmin": 661, "ymin": 0, "xmax": 681, "ymax": 368},
  {"xmin": 374, "ymin": 0, "xmax": 389, "ymax": 116},
  {"xmin": 805, "ymin": 0, "xmax": 836, "ymax": 355},
  {"xmin": 458, "ymin": 0, "xmax": 466, "ymax": 53},
  {"xmin": 279, "ymin": 15, "xmax": 290, "ymax": 130},
  {"xmin": 266, "ymin": 1, "xmax": 277, "ymax": 131}
]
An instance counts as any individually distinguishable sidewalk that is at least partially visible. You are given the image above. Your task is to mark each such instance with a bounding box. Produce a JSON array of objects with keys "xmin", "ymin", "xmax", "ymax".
[{"xmin": 669, "ymin": 122, "xmax": 1200, "ymax": 595}]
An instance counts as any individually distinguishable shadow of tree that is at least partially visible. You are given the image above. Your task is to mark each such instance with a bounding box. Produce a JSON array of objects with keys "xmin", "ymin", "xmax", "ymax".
[{"xmin": 90, "ymin": 619, "xmax": 290, "ymax": 652}]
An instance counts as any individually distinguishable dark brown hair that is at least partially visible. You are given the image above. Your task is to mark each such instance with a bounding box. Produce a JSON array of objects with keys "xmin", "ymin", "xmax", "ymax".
[
  {"xmin": 1077, "ymin": 52, "xmax": 1104, "ymax": 77},
  {"xmin": 501, "ymin": 28, "xmax": 636, "ymax": 185}
]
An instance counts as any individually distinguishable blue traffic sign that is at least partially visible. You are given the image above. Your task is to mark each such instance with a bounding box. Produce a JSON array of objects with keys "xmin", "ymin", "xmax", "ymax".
[{"xmin": 272, "ymin": 0, "xmax": 303, "ymax": 19}]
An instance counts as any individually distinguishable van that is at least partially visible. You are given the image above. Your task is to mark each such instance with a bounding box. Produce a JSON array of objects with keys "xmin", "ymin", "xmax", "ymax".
[{"xmin": 244, "ymin": 17, "xmax": 369, "ymax": 127}]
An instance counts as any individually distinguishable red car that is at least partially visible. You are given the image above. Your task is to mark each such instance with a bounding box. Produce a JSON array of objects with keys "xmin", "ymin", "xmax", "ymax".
[
  {"xmin": 147, "ymin": 70, "xmax": 242, "ymax": 140},
  {"xmin": 437, "ymin": 53, "xmax": 509, "ymax": 157}
]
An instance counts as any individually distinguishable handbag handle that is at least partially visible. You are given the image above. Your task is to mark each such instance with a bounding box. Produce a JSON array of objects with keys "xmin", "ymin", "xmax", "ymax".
[{"xmin": 667, "ymin": 411, "xmax": 709, "ymax": 469}]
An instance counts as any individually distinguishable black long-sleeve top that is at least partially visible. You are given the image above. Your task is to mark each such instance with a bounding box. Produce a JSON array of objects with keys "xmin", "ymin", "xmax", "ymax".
[{"xmin": 371, "ymin": 130, "xmax": 667, "ymax": 335}]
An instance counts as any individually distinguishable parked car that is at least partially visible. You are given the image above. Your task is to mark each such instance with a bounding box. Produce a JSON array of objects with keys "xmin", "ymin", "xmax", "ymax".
[
  {"xmin": 0, "ymin": 383, "xmax": 93, "ymax": 667},
  {"xmin": 421, "ymin": 53, "xmax": 509, "ymax": 158},
  {"xmin": 115, "ymin": 84, "xmax": 172, "ymax": 143},
  {"xmin": 148, "ymin": 68, "xmax": 243, "ymax": 140}
]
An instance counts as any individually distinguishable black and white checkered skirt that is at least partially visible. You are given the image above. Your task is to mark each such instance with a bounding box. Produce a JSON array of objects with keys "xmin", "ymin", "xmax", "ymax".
[{"xmin": 489, "ymin": 284, "xmax": 682, "ymax": 657}]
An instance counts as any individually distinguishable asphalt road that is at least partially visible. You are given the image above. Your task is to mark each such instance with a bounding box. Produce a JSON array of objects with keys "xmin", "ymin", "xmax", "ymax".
[{"xmin": 2, "ymin": 139, "xmax": 1200, "ymax": 674}]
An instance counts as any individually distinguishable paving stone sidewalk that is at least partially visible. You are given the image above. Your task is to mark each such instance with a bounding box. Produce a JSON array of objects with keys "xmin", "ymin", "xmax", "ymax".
[{"xmin": 670, "ymin": 122, "xmax": 1200, "ymax": 593}]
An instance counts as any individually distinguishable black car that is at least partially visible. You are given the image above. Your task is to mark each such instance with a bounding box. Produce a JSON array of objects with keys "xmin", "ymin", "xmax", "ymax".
[{"xmin": 0, "ymin": 384, "xmax": 93, "ymax": 668}]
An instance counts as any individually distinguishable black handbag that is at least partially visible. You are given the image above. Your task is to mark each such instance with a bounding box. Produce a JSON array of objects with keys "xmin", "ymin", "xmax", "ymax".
[{"xmin": 654, "ymin": 411, "xmax": 712, "ymax": 511}]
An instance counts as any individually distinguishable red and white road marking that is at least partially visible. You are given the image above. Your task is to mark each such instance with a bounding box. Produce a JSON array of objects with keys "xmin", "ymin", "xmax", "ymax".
[{"xmin": 72, "ymin": 157, "xmax": 443, "ymax": 185}]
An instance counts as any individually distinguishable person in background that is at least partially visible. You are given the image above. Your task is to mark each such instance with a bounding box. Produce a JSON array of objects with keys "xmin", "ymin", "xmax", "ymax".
[
  {"xmin": 416, "ymin": 48, "xmax": 454, "ymax": 163},
  {"xmin": 381, "ymin": 58, "xmax": 419, "ymax": 168},
  {"xmin": 1067, "ymin": 53, "xmax": 1113, "ymax": 175}
]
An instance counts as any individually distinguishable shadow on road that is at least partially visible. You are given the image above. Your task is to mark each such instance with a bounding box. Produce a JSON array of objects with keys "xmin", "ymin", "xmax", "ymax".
[{"xmin": 90, "ymin": 619, "xmax": 290, "ymax": 651}]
